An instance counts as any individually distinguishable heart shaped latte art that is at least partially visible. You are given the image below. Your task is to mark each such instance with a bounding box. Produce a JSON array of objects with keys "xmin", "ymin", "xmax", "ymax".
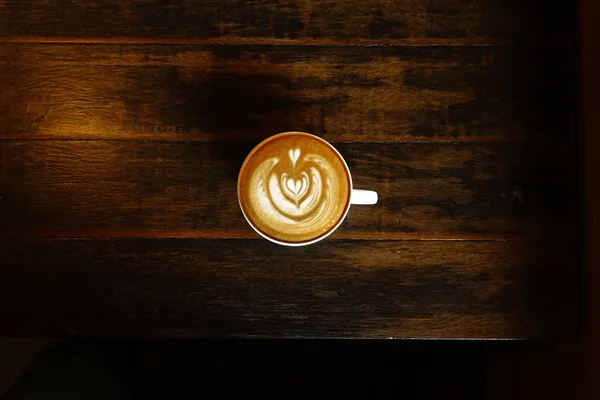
[
  {"xmin": 281, "ymin": 173, "xmax": 309, "ymax": 202},
  {"xmin": 251, "ymin": 147, "xmax": 334, "ymax": 225}
]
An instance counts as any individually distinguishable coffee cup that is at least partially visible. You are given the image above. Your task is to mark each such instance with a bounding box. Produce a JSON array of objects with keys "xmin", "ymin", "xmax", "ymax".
[{"xmin": 238, "ymin": 132, "xmax": 378, "ymax": 246}]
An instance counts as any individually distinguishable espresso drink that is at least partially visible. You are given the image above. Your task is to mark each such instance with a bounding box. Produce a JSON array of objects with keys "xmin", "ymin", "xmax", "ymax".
[{"xmin": 238, "ymin": 132, "xmax": 352, "ymax": 245}]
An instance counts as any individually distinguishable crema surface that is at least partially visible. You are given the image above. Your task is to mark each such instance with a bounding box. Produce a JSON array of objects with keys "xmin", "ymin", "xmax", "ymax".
[{"xmin": 238, "ymin": 133, "xmax": 351, "ymax": 244}]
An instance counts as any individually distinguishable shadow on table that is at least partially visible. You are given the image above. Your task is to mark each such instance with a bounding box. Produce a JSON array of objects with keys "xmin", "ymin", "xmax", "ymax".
[{"xmin": 2, "ymin": 339, "xmax": 544, "ymax": 400}]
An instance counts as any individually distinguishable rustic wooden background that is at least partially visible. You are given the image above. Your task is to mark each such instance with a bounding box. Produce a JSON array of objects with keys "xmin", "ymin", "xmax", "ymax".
[{"xmin": 0, "ymin": 0, "xmax": 577, "ymax": 338}]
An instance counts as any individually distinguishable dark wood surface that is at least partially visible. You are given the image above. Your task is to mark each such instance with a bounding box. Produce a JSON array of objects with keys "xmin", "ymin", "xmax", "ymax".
[
  {"xmin": 0, "ymin": 44, "xmax": 574, "ymax": 142},
  {"xmin": 0, "ymin": 0, "xmax": 571, "ymax": 42},
  {"xmin": 0, "ymin": 0, "xmax": 577, "ymax": 339},
  {"xmin": 0, "ymin": 239, "xmax": 575, "ymax": 338},
  {"xmin": 0, "ymin": 141, "xmax": 573, "ymax": 238}
]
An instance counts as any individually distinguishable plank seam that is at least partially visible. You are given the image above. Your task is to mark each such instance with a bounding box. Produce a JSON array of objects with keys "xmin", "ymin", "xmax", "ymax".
[{"xmin": 0, "ymin": 37, "xmax": 512, "ymax": 46}]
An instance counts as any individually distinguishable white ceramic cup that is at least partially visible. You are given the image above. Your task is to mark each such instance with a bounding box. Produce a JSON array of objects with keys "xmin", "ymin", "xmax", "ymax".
[{"xmin": 238, "ymin": 132, "xmax": 378, "ymax": 246}]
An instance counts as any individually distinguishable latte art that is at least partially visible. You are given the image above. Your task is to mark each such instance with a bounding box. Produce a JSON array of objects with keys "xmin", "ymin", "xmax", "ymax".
[
  {"xmin": 253, "ymin": 148, "xmax": 332, "ymax": 225},
  {"xmin": 238, "ymin": 133, "xmax": 351, "ymax": 244}
]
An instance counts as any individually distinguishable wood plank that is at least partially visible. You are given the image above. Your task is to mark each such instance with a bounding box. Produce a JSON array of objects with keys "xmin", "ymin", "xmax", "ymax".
[
  {"xmin": 0, "ymin": 44, "xmax": 575, "ymax": 142},
  {"xmin": 0, "ymin": 0, "xmax": 572, "ymax": 42},
  {"xmin": 0, "ymin": 141, "xmax": 574, "ymax": 239},
  {"xmin": 0, "ymin": 239, "xmax": 576, "ymax": 338}
]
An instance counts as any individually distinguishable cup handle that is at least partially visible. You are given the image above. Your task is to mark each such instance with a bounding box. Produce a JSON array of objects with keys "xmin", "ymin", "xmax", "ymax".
[{"xmin": 351, "ymin": 189, "xmax": 378, "ymax": 205}]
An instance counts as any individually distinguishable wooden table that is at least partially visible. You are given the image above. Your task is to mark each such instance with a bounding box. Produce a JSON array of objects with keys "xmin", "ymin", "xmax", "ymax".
[{"xmin": 0, "ymin": 0, "xmax": 577, "ymax": 338}]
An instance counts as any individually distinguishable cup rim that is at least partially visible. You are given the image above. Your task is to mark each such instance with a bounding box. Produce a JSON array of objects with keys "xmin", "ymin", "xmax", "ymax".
[{"xmin": 237, "ymin": 131, "xmax": 353, "ymax": 246}]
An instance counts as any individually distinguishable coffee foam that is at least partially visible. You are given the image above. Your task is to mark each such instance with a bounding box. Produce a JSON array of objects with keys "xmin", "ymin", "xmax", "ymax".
[{"xmin": 238, "ymin": 133, "xmax": 351, "ymax": 244}]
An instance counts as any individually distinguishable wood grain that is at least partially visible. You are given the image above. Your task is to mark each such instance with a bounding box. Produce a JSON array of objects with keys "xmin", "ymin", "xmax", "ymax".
[
  {"xmin": 0, "ymin": 44, "xmax": 575, "ymax": 142},
  {"xmin": 0, "ymin": 0, "xmax": 578, "ymax": 344},
  {"xmin": 0, "ymin": 140, "xmax": 574, "ymax": 239},
  {"xmin": 0, "ymin": 239, "xmax": 576, "ymax": 338},
  {"xmin": 0, "ymin": 0, "xmax": 572, "ymax": 42}
]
